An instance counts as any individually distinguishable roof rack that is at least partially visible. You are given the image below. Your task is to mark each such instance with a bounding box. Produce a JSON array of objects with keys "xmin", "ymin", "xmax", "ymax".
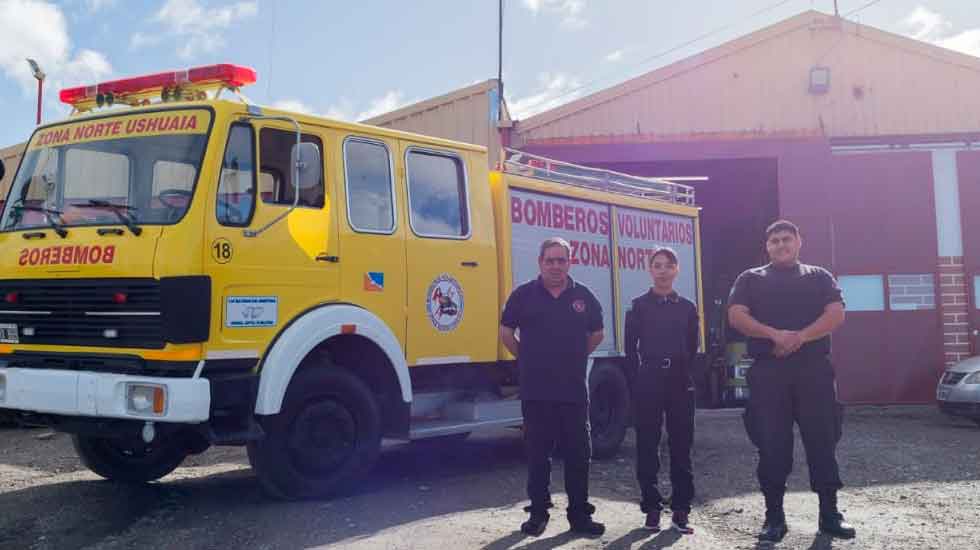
[{"xmin": 502, "ymin": 148, "xmax": 696, "ymax": 206}]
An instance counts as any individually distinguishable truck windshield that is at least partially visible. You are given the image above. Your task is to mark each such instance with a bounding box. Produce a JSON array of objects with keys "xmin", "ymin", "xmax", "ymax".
[{"xmin": 1, "ymin": 110, "xmax": 211, "ymax": 233}]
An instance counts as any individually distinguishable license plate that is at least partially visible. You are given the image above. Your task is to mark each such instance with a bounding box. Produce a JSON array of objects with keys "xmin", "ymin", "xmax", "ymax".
[
  {"xmin": 938, "ymin": 387, "xmax": 951, "ymax": 400},
  {"xmin": 0, "ymin": 323, "xmax": 18, "ymax": 344}
]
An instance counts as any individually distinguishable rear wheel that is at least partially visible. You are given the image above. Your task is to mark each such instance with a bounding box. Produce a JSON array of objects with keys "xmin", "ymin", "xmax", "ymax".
[
  {"xmin": 589, "ymin": 362, "xmax": 630, "ymax": 459},
  {"xmin": 247, "ymin": 367, "xmax": 382, "ymax": 499},
  {"xmin": 72, "ymin": 434, "xmax": 188, "ymax": 483}
]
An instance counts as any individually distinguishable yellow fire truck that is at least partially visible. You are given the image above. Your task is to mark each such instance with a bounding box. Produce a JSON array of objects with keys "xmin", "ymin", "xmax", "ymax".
[{"xmin": 0, "ymin": 65, "xmax": 703, "ymax": 498}]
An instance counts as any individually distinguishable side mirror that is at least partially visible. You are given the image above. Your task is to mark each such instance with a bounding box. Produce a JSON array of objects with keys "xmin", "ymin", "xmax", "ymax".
[{"xmin": 290, "ymin": 142, "xmax": 321, "ymax": 191}]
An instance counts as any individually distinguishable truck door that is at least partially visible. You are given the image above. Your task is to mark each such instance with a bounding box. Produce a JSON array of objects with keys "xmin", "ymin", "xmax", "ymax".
[
  {"xmin": 402, "ymin": 145, "xmax": 497, "ymax": 366},
  {"xmin": 334, "ymin": 134, "xmax": 406, "ymax": 346},
  {"xmin": 205, "ymin": 122, "xmax": 337, "ymax": 349}
]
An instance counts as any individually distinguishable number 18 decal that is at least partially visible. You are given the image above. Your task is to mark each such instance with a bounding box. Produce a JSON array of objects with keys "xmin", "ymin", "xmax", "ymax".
[{"xmin": 211, "ymin": 238, "xmax": 234, "ymax": 264}]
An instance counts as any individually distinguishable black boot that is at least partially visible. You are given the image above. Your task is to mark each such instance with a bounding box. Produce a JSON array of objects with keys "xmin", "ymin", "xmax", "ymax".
[
  {"xmin": 569, "ymin": 517, "xmax": 605, "ymax": 537},
  {"xmin": 521, "ymin": 513, "xmax": 549, "ymax": 536},
  {"xmin": 818, "ymin": 491, "xmax": 856, "ymax": 539},
  {"xmin": 568, "ymin": 503, "xmax": 605, "ymax": 537},
  {"xmin": 759, "ymin": 491, "xmax": 788, "ymax": 543}
]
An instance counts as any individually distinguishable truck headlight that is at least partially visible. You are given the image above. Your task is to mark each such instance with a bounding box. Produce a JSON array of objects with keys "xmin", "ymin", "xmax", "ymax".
[
  {"xmin": 126, "ymin": 383, "xmax": 166, "ymax": 415},
  {"xmin": 963, "ymin": 372, "xmax": 980, "ymax": 385},
  {"xmin": 0, "ymin": 373, "xmax": 6, "ymax": 403}
]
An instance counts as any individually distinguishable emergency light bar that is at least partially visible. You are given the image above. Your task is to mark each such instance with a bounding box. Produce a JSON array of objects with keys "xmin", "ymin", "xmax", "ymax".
[{"xmin": 59, "ymin": 63, "xmax": 257, "ymax": 108}]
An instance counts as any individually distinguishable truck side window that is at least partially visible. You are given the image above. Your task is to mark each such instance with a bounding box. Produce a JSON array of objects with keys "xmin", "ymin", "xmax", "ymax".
[
  {"xmin": 216, "ymin": 124, "xmax": 256, "ymax": 227},
  {"xmin": 259, "ymin": 128, "xmax": 324, "ymax": 208},
  {"xmin": 406, "ymin": 149, "xmax": 469, "ymax": 238},
  {"xmin": 344, "ymin": 138, "xmax": 394, "ymax": 233}
]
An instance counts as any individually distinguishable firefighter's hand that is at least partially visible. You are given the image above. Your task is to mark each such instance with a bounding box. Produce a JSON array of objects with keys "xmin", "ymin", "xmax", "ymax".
[{"xmin": 772, "ymin": 330, "xmax": 803, "ymax": 357}]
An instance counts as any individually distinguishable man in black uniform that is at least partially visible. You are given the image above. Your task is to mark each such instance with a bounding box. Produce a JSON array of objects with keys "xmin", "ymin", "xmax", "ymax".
[
  {"xmin": 728, "ymin": 220, "xmax": 856, "ymax": 542},
  {"xmin": 500, "ymin": 237, "xmax": 606, "ymax": 538},
  {"xmin": 624, "ymin": 247, "xmax": 699, "ymax": 534}
]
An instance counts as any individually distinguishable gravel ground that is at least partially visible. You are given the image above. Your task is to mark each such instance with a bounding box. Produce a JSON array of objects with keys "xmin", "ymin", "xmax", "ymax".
[{"xmin": 1, "ymin": 405, "xmax": 978, "ymax": 550}]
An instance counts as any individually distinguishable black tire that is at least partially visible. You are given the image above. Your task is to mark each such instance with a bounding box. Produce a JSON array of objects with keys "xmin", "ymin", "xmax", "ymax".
[
  {"xmin": 589, "ymin": 362, "xmax": 630, "ymax": 459},
  {"xmin": 247, "ymin": 367, "xmax": 382, "ymax": 500},
  {"xmin": 72, "ymin": 434, "xmax": 188, "ymax": 483}
]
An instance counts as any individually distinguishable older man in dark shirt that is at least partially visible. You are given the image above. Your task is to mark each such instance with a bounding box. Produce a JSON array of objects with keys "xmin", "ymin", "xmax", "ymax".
[{"xmin": 500, "ymin": 237, "xmax": 605, "ymax": 538}]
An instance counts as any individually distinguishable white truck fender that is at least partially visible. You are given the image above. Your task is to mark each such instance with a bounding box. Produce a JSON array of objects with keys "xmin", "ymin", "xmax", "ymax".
[{"xmin": 253, "ymin": 304, "xmax": 411, "ymax": 415}]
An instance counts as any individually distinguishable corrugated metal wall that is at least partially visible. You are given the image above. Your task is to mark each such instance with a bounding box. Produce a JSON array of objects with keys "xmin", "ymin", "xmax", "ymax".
[
  {"xmin": 517, "ymin": 11, "xmax": 980, "ymax": 144},
  {"xmin": 0, "ymin": 144, "xmax": 25, "ymax": 199},
  {"xmin": 364, "ymin": 79, "xmax": 508, "ymax": 167}
]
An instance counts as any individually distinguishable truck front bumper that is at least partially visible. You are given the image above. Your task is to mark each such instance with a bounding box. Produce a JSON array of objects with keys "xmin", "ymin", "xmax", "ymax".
[{"xmin": 0, "ymin": 366, "xmax": 210, "ymax": 423}]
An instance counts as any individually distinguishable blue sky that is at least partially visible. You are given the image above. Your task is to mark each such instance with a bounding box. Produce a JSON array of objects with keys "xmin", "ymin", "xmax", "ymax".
[{"xmin": 1, "ymin": 0, "xmax": 979, "ymax": 148}]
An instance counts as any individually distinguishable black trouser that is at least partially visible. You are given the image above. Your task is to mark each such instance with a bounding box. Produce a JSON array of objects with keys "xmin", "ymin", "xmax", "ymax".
[
  {"xmin": 743, "ymin": 355, "xmax": 844, "ymax": 503},
  {"xmin": 521, "ymin": 400, "xmax": 594, "ymax": 520},
  {"xmin": 633, "ymin": 360, "xmax": 695, "ymax": 513}
]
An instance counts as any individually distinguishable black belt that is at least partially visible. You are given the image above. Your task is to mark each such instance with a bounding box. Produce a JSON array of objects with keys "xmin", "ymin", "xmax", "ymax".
[{"xmin": 641, "ymin": 356, "xmax": 686, "ymax": 369}]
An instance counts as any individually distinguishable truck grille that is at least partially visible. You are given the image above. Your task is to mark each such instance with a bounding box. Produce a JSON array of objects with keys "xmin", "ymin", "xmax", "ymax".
[
  {"xmin": 941, "ymin": 372, "xmax": 967, "ymax": 385},
  {"xmin": 0, "ymin": 279, "xmax": 164, "ymax": 349}
]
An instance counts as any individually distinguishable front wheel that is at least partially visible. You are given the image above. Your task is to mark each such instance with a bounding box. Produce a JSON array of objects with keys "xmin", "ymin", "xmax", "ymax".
[
  {"xmin": 247, "ymin": 367, "xmax": 382, "ymax": 499},
  {"xmin": 589, "ymin": 362, "xmax": 630, "ymax": 459},
  {"xmin": 72, "ymin": 434, "xmax": 188, "ymax": 483}
]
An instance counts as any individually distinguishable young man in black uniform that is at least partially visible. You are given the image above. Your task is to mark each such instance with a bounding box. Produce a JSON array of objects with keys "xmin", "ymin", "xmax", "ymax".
[
  {"xmin": 624, "ymin": 247, "xmax": 699, "ymax": 534},
  {"xmin": 728, "ymin": 220, "xmax": 856, "ymax": 543},
  {"xmin": 500, "ymin": 237, "xmax": 606, "ymax": 538}
]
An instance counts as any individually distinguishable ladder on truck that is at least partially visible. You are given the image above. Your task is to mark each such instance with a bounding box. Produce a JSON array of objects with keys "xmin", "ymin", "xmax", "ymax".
[{"xmin": 502, "ymin": 148, "xmax": 697, "ymax": 206}]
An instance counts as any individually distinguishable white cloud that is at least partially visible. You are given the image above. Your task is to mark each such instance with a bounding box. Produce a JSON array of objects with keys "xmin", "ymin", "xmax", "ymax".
[
  {"xmin": 271, "ymin": 99, "xmax": 315, "ymax": 115},
  {"xmin": 901, "ymin": 6, "xmax": 951, "ymax": 42},
  {"xmin": 133, "ymin": 0, "xmax": 259, "ymax": 59},
  {"xmin": 605, "ymin": 49, "xmax": 625, "ymax": 62},
  {"xmin": 0, "ymin": 0, "xmax": 113, "ymax": 106},
  {"xmin": 323, "ymin": 98, "xmax": 356, "ymax": 121},
  {"xmin": 521, "ymin": 0, "xmax": 587, "ymax": 30},
  {"xmin": 356, "ymin": 90, "xmax": 407, "ymax": 121},
  {"xmin": 269, "ymin": 91, "xmax": 409, "ymax": 122},
  {"xmin": 508, "ymin": 72, "xmax": 582, "ymax": 119},
  {"xmin": 939, "ymin": 29, "xmax": 980, "ymax": 58},
  {"xmin": 900, "ymin": 6, "xmax": 980, "ymax": 58}
]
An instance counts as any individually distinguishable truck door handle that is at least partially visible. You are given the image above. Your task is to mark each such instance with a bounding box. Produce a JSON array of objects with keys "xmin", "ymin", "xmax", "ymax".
[
  {"xmin": 461, "ymin": 261, "xmax": 479, "ymax": 267},
  {"xmin": 316, "ymin": 254, "xmax": 340, "ymax": 263}
]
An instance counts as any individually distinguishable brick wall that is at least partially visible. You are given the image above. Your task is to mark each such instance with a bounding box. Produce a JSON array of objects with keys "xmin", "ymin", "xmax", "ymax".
[
  {"xmin": 939, "ymin": 256, "xmax": 971, "ymax": 365},
  {"xmin": 888, "ymin": 274, "xmax": 936, "ymax": 310}
]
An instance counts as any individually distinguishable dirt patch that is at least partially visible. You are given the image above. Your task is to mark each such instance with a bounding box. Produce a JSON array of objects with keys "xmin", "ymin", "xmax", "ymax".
[{"xmin": 1, "ymin": 405, "xmax": 978, "ymax": 549}]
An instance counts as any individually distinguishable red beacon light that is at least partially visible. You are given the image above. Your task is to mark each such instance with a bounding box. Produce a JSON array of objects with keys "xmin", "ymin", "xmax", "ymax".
[{"xmin": 59, "ymin": 63, "xmax": 257, "ymax": 109}]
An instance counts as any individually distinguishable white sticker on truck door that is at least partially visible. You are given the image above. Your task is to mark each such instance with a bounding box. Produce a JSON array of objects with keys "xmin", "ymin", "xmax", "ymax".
[
  {"xmin": 509, "ymin": 189, "xmax": 616, "ymax": 352},
  {"xmin": 225, "ymin": 296, "xmax": 278, "ymax": 328}
]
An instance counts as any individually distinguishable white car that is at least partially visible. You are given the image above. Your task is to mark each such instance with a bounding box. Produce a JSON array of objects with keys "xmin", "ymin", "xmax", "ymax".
[{"xmin": 936, "ymin": 356, "xmax": 980, "ymax": 427}]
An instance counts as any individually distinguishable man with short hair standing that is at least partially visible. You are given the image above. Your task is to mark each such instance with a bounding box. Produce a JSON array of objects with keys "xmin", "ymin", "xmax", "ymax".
[
  {"xmin": 500, "ymin": 237, "xmax": 605, "ymax": 538},
  {"xmin": 728, "ymin": 220, "xmax": 856, "ymax": 543}
]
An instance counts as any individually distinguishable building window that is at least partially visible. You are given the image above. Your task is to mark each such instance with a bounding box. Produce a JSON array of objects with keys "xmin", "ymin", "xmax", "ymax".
[
  {"xmin": 344, "ymin": 138, "xmax": 395, "ymax": 233},
  {"xmin": 259, "ymin": 128, "xmax": 324, "ymax": 208},
  {"xmin": 406, "ymin": 149, "xmax": 469, "ymax": 238},
  {"xmin": 974, "ymin": 276, "xmax": 980, "ymax": 309},
  {"xmin": 888, "ymin": 274, "xmax": 936, "ymax": 311},
  {"xmin": 838, "ymin": 275, "xmax": 885, "ymax": 312}
]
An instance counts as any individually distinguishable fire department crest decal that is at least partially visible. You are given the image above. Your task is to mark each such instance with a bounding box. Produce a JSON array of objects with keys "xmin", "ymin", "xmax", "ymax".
[{"xmin": 426, "ymin": 274, "xmax": 464, "ymax": 332}]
